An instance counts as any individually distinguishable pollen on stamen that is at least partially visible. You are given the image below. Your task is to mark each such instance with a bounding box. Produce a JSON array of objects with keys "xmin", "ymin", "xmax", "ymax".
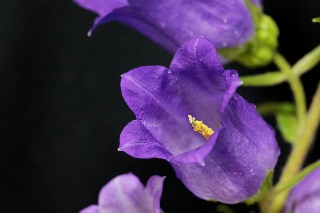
[{"xmin": 188, "ymin": 115, "xmax": 214, "ymax": 140}]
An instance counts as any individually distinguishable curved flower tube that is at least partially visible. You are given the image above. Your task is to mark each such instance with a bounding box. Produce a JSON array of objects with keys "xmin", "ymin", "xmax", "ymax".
[
  {"xmin": 285, "ymin": 167, "xmax": 320, "ymax": 213},
  {"xmin": 75, "ymin": 0, "xmax": 259, "ymax": 54},
  {"xmin": 119, "ymin": 37, "xmax": 280, "ymax": 204},
  {"xmin": 80, "ymin": 173, "xmax": 165, "ymax": 213}
]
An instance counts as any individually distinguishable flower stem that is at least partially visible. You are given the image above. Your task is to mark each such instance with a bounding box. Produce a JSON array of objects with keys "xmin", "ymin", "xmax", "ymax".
[
  {"xmin": 256, "ymin": 102, "xmax": 295, "ymax": 117},
  {"xmin": 273, "ymin": 53, "xmax": 306, "ymax": 124},
  {"xmin": 269, "ymin": 83, "xmax": 320, "ymax": 212},
  {"xmin": 271, "ymin": 160, "xmax": 320, "ymax": 196},
  {"xmin": 241, "ymin": 44, "xmax": 320, "ymax": 87},
  {"xmin": 292, "ymin": 44, "xmax": 320, "ymax": 76},
  {"xmin": 241, "ymin": 71, "xmax": 286, "ymax": 86}
]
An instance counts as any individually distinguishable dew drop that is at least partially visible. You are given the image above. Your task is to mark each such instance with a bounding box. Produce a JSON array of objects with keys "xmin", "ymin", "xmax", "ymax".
[
  {"xmin": 223, "ymin": 18, "xmax": 228, "ymax": 23},
  {"xmin": 160, "ymin": 22, "xmax": 166, "ymax": 28}
]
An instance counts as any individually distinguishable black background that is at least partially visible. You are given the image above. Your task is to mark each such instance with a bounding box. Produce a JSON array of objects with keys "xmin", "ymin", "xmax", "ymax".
[{"xmin": 1, "ymin": 1, "xmax": 319, "ymax": 212}]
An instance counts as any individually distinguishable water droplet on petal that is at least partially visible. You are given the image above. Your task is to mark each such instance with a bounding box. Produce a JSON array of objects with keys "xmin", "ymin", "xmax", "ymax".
[
  {"xmin": 160, "ymin": 22, "xmax": 166, "ymax": 28},
  {"xmin": 223, "ymin": 18, "xmax": 228, "ymax": 23}
]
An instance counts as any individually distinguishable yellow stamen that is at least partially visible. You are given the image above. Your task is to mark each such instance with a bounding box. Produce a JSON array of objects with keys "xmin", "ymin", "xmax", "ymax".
[{"xmin": 188, "ymin": 115, "xmax": 214, "ymax": 140}]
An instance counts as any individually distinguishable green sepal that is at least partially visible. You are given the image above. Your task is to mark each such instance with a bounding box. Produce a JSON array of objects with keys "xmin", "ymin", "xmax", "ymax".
[
  {"xmin": 276, "ymin": 113, "xmax": 298, "ymax": 144},
  {"xmin": 218, "ymin": 1, "xmax": 279, "ymax": 68},
  {"xmin": 245, "ymin": 170, "xmax": 274, "ymax": 205}
]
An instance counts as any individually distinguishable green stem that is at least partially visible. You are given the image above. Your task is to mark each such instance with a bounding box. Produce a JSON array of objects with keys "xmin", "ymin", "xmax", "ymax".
[
  {"xmin": 312, "ymin": 17, "xmax": 320, "ymax": 23},
  {"xmin": 241, "ymin": 71, "xmax": 286, "ymax": 86},
  {"xmin": 269, "ymin": 83, "xmax": 320, "ymax": 212},
  {"xmin": 241, "ymin": 44, "xmax": 320, "ymax": 87},
  {"xmin": 292, "ymin": 44, "xmax": 320, "ymax": 76},
  {"xmin": 273, "ymin": 53, "xmax": 306, "ymax": 124},
  {"xmin": 271, "ymin": 160, "xmax": 320, "ymax": 196},
  {"xmin": 256, "ymin": 102, "xmax": 295, "ymax": 117}
]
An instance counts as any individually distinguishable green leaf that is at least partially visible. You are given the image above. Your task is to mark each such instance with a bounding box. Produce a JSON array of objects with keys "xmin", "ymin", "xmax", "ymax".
[
  {"xmin": 255, "ymin": 102, "xmax": 298, "ymax": 143},
  {"xmin": 241, "ymin": 72, "xmax": 286, "ymax": 87},
  {"xmin": 276, "ymin": 113, "xmax": 298, "ymax": 144}
]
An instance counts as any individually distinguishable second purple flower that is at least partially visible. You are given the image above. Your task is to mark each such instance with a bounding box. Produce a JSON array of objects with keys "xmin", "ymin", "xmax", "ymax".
[
  {"xmin": 76, "ymin": 0, "xmax": 259, "ymax": 54},
  {"xmin": 285, "ymin": 167, "xmax": 320, "ymax": 213},
  {"xmin": 119, "ymin": 37, "xmax": 280, "ymax": 204}
]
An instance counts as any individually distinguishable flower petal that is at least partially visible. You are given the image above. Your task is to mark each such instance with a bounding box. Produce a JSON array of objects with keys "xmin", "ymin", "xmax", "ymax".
[
  {"xmin": 168, "ymin": 37, "xmax": 227, "ymax": 130},
  {"xmin": 120, "ymin": 37, "xmax": 279, "ymax": 203},
  {"xmin": 172, "ymin": 128, "xmax": 221, "ymax": 165},
  {"xmin": 221, "ymin": 70, "xmax": 243, "ymax": 113},
  {"xmin": 79, "ymin": 205, "xmax": 99, "ymax": 213},
  {"xmin": 146, "ymin": 175, "xmax": 166, "ymax": 213},
  {"xmin": 171, "ymin": 125, "xmax": 270, "ymax": 203},
  {"xmin": 120, "ymin": 38, "xmax": 230, "ymax": 158},
  {"xmin": 99, "ymin": 173, "xmax": 151, "ymax": 213},
  {"xmin": 221, "ymin": 93, "xmax": 280, "ymax": 170},
  {"xmin": 78, "ymin": 0, "xmax": 255, "ymax": 53},
  {"xmin": 121, "ymin": 65, "xmax": 201, "ymax": 157},
  {"xmin": 119, "ymin": 120, "xmax": 173, "ymax": 160},
  {"xmin": 75, "ymin": 0, "xmax": 128, "ymax": 16},
  {"xmin": 79, "ymin": 173, "xmax": 165, "ymax": 213},
  {"xmin": 285, "ymin": 167, "xmax": 320, "ymax": 213}
]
